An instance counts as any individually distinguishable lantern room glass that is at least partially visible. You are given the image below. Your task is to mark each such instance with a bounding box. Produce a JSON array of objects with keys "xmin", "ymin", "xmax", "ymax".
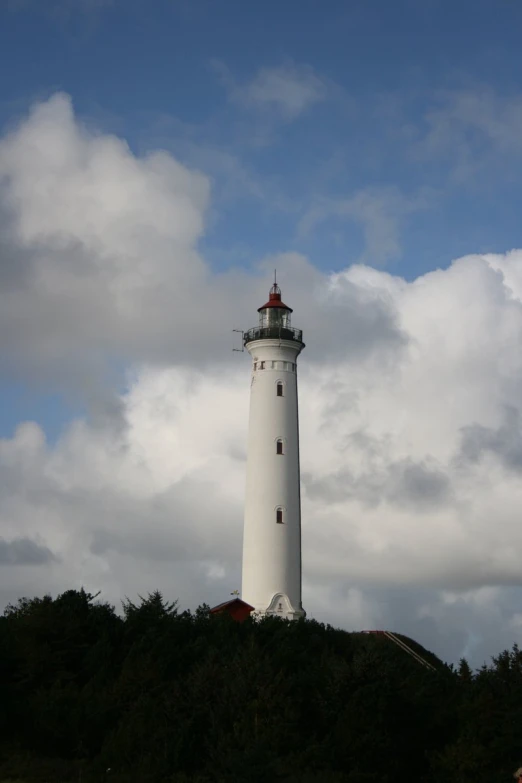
[{"xmin": 259, "ymin": 307, "xmax": 291, "ymax": 329}]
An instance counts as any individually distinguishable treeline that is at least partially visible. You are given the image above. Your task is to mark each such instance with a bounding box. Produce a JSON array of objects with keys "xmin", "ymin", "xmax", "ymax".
[{"xmin": 0, "ymin": 589, "xmax": 521, "ymax": 783}]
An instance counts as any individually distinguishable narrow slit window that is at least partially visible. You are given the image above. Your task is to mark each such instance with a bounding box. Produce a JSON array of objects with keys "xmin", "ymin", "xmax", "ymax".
[
  {"xmin": 276, "ymin": 507, "xmax": 284, "ymax": 524},
  {"xmin": 276, "ymin": 439, "xmax": 284, "ymax": 455},
  {"xmin": 277, "ymin": 382, "xmax": 283, "ymax": 397},
  {"xmin": 253, "ymin": 362, "xmax": 257, "ymax": 371},
  {"xmin": 259, "ymin": 361, "xmax": 265, "ymax": 370}
]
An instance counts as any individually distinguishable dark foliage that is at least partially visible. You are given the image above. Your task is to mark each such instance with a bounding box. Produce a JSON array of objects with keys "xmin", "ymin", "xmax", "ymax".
[{"xmin": 0, "ymin": 589, "xmax": 520, "ymax": 782}]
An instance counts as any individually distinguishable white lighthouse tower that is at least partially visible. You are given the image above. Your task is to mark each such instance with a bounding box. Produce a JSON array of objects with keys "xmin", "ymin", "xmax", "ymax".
[{"xmin": 241, "ymin": 278, "xmax": 305, "ymax": 620}]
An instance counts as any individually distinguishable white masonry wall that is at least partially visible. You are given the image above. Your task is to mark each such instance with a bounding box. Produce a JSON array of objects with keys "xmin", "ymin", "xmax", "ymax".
[{"xmin": 242, "ymin": 338, "xmax": 305, "ymax": 620}]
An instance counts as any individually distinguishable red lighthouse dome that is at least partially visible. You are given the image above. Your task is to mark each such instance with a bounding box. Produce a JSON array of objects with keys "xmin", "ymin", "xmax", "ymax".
[{"xmin": 257, "ymin": 282, "xmax": 293, "ymax": 313}]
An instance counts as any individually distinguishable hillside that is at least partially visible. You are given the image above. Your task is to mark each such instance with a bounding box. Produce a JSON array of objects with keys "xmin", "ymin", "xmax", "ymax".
[{"xmin": 1, "ymin": 589, "xmax": 521, "ymax": 783}]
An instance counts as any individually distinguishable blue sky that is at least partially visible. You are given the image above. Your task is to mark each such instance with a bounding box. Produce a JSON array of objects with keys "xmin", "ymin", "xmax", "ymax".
[
  {"xmin": 3, "ymin": 0, "xmax": 522, "ymax": 662},
  {"xmin": 2, "ymin": 0, "xmax": 522, "ymax": 291}
]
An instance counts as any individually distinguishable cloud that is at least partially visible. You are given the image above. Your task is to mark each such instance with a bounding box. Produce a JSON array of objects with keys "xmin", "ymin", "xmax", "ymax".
[
  {"xmin": 0, "ymin": 537, "xmax": 56, "ymax": 565},
  {"xmin": 298, "ymin": 186, "xmax": 431, "ymax": 265},
  {"xmin": 305, "ymin": 455, "xmax": 451, "ymax": 510},
  {"xmin": 214, "ymin": 61, "xmax": 325, "ymax": 121},
  {"xmin": 0, "ymin": 92, "xmax": 210, "ymax": 395},
  {"xmin": 0, "ymin": 94, "xmax": 405, "ymax": 404},
  {"xmin": 4, "ymin": 95, "xmax": 522, "ymax": 666},
  {"xmin": 460, "ymin": 407, "xmax": 522, "ymax": 472},
  {"xmin": 414, "ymin": 87, "xmax": 522, "ymax": 181}
]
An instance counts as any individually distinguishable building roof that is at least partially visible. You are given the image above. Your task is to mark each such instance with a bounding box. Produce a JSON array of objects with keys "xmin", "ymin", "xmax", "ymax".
[
  {"xmin": 209, "ymin": 598, "xmax": 255, "ymax": 614},
  {"xmin": 257, "ymin": 283, "xmax": 293, "ymax": 313}
]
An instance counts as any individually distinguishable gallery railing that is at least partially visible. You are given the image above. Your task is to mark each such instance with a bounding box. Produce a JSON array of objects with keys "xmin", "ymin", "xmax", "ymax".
[{"xmin": 243, "ymin": 326, "xmax": 304, "ymax": 345}]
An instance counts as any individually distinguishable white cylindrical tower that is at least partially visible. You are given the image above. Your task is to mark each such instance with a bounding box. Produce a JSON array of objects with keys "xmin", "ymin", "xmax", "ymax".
[{"xmin": 241, "ymin": 281, "xmax": 305, "ymax": 620}]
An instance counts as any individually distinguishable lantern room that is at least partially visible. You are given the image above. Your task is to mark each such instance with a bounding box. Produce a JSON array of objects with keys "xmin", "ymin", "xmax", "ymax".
[
  {"xmin": 258, "ymin": 282, "xmax": 292, "ymax": 329},
  {"xmin": 243, "ymin": 280, "xmax": 304, "ymax": 347}
]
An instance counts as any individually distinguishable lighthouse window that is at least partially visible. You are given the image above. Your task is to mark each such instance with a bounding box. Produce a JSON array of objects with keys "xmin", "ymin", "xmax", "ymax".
[
  {"xmin": 259, "ymin": 361, "xmax": 265, "ymax": 370},
  {"xmin": 276, "ymin": 507, "xmax": 284, "ymax": 524},
  {"xmin": 277, "ymin": 382, "xmax": 283, "ymax": 397},
  {"xmin": 276, "ymin": 439, "xmax": 284, "ymax": 455},
  {"xmin": 253, "ymin": 362, "xmax": 257, "ymax": 371}
]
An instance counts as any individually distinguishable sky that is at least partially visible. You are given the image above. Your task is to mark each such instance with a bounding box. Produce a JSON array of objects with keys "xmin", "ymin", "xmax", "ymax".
[{"xmin": 1, "ymin": 0, "xmax": 522, "ymax": 667}]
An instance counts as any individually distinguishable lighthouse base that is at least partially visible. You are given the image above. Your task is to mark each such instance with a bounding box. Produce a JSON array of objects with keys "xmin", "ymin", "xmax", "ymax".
[{"xmin": 250, "ymin": 592, "xmax": 305, "ymax": 621}]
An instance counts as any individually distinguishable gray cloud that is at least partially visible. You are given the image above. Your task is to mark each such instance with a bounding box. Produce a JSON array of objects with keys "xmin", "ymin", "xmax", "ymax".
[
  {"xmin": 460, "ymin": 407, "xmax": 522, "ymax": 471},
  {"xmin": 304, "ymin": 457, "xmax": 451, "ymax": 511},
  {"xmin": 0, "ymin": 537, "xmax": 56, "ymax": 565},
  {"xmin": 387, "ymin": 459, "xmax": 451, "ymax": 509}
]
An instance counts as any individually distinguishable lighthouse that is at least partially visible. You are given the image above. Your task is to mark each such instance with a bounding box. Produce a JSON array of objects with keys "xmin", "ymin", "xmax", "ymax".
[{"xmin": 241, "ymin": 279, "xmax": 305, "ymax": 620}]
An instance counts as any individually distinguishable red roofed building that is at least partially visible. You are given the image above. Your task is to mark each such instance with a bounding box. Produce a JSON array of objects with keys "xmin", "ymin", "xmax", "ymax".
[{"xmin": 209, "ymin": 598, "xmax": 255, "ymax": 623}]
